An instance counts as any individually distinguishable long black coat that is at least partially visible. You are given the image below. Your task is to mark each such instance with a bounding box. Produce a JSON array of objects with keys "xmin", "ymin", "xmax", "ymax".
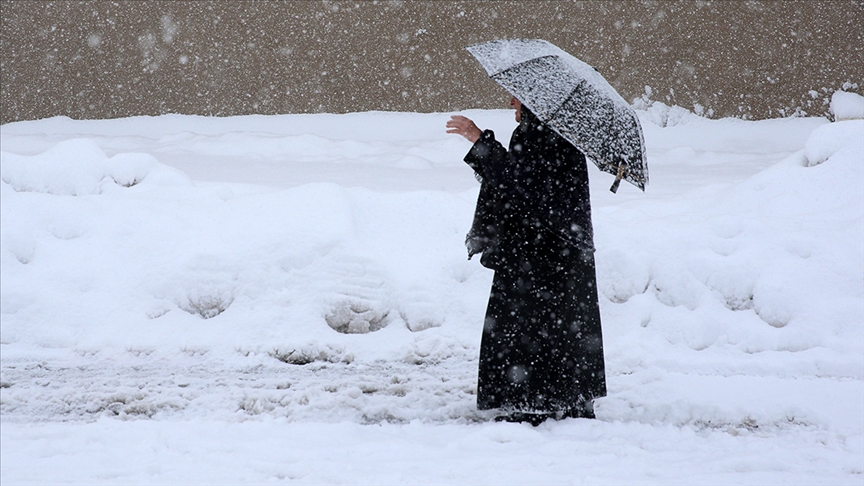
[{"xmin": 465, "ymin": 108, "xmax": 606, "ymax": 413}]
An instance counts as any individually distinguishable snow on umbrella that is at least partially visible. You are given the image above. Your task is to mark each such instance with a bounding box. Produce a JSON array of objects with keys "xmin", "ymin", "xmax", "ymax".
[{"xmin": 466, "ymin": 39, "xmax": 648, "ymax": 192}]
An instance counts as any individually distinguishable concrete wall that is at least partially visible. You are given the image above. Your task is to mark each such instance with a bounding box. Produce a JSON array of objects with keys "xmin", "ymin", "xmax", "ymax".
[{"xmin": 2, "ymin": 0, "xmax": 862, "ymax": 124}]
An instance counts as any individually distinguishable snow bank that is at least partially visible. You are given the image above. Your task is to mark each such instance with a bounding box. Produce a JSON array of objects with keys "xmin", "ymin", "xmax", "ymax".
[
  {"xmin": 0, "ymin": 122, "xmax": 484, "ymax": 363},
  {"xmin": 1, "ymin": 110, "xmax": 859, "ymax": 378},
  {"xmin": 594, "ymin": 113, "xmax": 863, "ymax": 371}
]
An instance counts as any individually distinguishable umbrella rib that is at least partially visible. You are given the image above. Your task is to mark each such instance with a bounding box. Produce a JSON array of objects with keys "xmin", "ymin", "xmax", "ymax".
[{"xmin": 547, "ymin": 84, "xmax": 577, "ymax": 119}]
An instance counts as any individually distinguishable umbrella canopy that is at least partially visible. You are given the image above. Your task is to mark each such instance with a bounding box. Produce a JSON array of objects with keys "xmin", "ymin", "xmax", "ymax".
[{"xmin": 467, "ymin": 39, "xmax": 648, "ymax": 192}]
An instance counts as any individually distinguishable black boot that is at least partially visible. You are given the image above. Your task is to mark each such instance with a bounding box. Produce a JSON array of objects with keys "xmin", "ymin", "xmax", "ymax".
[
  {"xmin": 494, "ymin": 411, "xmax": 552, "ymax": 426},
  {"xmin": 557, "ymin": 400, "xmax": 595, "ymax": 420}
]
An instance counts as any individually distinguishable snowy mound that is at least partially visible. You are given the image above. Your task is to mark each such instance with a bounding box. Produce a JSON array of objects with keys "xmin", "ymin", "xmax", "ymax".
[
  {"xmin": 805, "ymin": 119, "xmax": 864, "ymax": 167},
  {"xmin": 831, "ymin": 90, "xmax": 864, "ymax": 121},
  {"xmin": 1, "ymin": 138, "xmax": 190, "ymax": 195}
]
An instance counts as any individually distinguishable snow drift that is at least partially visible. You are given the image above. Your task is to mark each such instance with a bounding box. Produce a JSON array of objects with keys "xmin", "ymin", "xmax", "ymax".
[{"xmin": 1, "ymin": 109, "xmax": 861, "ymax": 485}]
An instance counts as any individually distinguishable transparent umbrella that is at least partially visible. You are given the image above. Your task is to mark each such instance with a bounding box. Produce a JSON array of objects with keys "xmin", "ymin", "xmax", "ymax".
[{"xmin": 467, "ymin": 39, "xmax": 648, "ymax": 192}]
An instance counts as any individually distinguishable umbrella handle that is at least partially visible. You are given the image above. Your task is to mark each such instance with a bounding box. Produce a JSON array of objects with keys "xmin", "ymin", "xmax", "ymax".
[{"xmin": 609, "ymin": 163, "xmax": 626, "ymax": 193}]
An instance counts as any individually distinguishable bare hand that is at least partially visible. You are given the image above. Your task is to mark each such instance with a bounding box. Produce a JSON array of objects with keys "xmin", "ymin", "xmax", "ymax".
[{"xmin": 446, "ymin": 115, "xmax": 482, "ymax": 143}]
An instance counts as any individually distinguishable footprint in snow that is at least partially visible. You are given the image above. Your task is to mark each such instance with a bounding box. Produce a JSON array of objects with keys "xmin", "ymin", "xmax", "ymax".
[{"xmin": 320, "ymin": 255, "xmax": 393, "ymax": 334}]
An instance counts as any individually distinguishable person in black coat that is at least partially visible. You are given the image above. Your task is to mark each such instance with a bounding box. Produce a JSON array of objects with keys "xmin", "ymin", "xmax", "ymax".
[{"xmin": 447, "ymin": 97, "xmax": 606, "ymax": 425}]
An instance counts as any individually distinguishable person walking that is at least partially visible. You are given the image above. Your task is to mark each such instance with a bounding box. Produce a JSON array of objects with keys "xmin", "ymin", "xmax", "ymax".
[{"xmin": 446, "ymin": 96, "xmax": 606, "ymax": 425}]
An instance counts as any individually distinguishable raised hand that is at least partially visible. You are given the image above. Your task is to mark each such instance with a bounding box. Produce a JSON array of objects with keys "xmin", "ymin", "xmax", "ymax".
[{"xmin": 446, "ymin": 115, "xmax": 482, "ymax": 143}]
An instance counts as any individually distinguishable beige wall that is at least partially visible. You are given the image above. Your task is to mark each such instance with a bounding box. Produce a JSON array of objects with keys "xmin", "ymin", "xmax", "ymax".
[{"xmin": 2, "ymin": 0, "xmax": 862, "ymax": 124}]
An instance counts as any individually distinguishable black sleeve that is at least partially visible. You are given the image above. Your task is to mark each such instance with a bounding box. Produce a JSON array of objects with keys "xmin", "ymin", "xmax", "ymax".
[
  {"xmin": 464, "ymin": 128, "xmax": 549, "ymax": 210},
  {"xmin": 463, "ymin": 130, "xmax": 515, "ymax": 194}
]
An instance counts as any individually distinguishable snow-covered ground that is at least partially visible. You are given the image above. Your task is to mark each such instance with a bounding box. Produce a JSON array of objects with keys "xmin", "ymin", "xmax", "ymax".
[{"xmin": 1, "ymin": 107, "xmax": 862, "ymax": 484}]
